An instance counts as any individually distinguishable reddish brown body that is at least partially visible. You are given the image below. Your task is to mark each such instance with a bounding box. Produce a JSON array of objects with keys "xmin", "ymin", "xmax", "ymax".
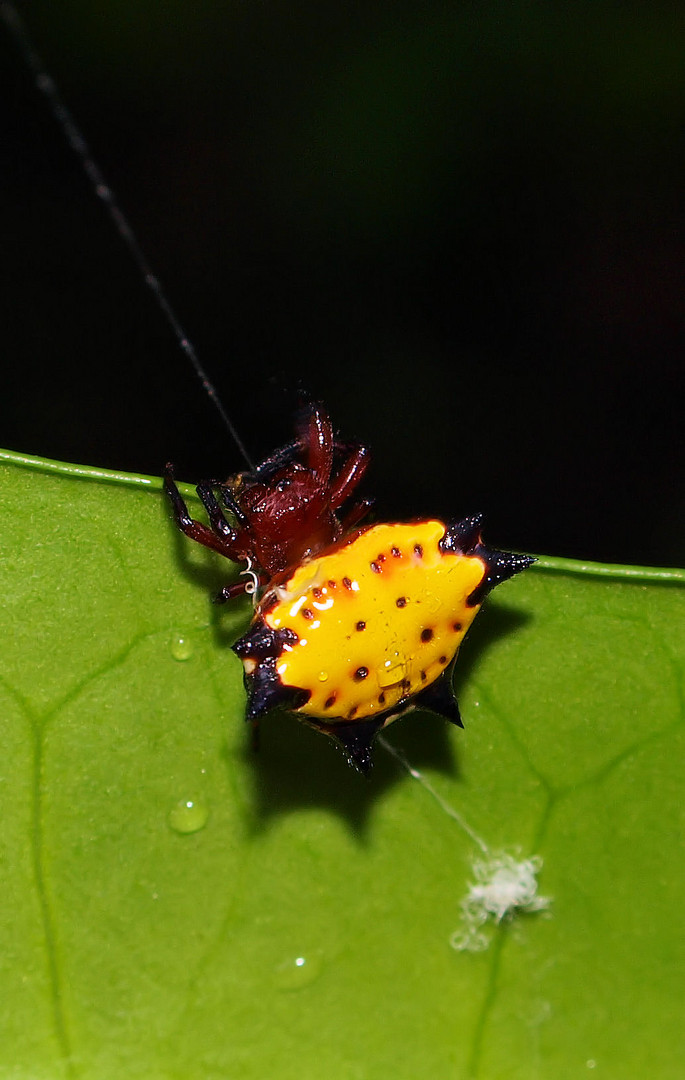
[{"xmin": 165, "ymin": 407, "xmax": 371, "ymax": 599}]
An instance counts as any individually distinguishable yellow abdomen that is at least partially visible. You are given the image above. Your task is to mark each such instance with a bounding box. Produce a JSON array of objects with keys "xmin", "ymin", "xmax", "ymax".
[{"xmin": 262, "ymin": 520, "xmax": 486, "ymax": 722}]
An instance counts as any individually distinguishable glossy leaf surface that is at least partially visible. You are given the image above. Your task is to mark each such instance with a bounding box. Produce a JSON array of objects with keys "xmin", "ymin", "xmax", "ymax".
[{"xmin": 1, "ymin": 450, "xmax": 684, "ymax": 1079}]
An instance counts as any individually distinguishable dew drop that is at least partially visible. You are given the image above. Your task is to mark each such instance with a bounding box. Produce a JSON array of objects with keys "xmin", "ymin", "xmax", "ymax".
[
  {"xmin": 378, "ymin": 655, "xmax": 408, "ymax": 688},
  {"xmin": 168, "ymin": 798, "xmax": 209, "ymax": 834},
  {"xmin": 317, "ymin": 671, "xmax": 329, "ymax": 683},
  {"xmin": 170, "ymin": 632, "xmax": 193, "ymax": 661},
  {"xmin": 273, "ymin": 953, "xmax": 322, "ymax": 991}
]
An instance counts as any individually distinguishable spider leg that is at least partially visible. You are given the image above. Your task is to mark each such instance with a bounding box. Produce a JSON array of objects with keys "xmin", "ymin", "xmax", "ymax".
[
  {"xmin": 213, "ymin": 579, "xmax": 256, "ymax": 604},
  {"xmin": 252, "ymin": 409, "xmax": 348, "ymax": 485},
  {"xmin": 340, "ymin": 497, "xmax": 374, "ymax": 532},
  {"xmin": 216, "ymin": 485, "xmax": 250, "ymax": 526},
  {"xmin": 164, "ymin": 466, "xmax": 242, "ymax": 560},
  {"xmin": 196, "ymin": 481, "xmax": 247, "ymax": 541},
  {"xmin": 329, "ymin": 445, "xmax": 370, "ymax": 509},
  {"xmin": 302, "ymin": 404, "xmax": 334, "ymax": 486},
  {"xmin": 251, "ymin": 438, "xmax": 302, "ymax": 480}
]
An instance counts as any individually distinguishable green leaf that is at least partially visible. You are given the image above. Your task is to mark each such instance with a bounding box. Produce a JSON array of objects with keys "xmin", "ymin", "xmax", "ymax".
[{"xmin": 1, "ymin": 448, "xmax": 684, "ymax": 1080}]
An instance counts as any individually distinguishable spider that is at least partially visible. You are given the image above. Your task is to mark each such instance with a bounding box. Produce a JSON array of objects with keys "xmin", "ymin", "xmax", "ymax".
[
  {"xmin": 164, "ymin": 404, "xmax": 372, "ymax": 601},
  {"xmin": 165, "ymin": 404, "xmax": 534, "ymax": 772}
]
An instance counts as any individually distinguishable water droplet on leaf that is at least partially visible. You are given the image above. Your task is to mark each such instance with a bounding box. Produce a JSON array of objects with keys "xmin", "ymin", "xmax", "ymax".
[
  {"xmin": 273, "ymin": 953, "xmax": 322, "ymax": 991},
  {"xmin": 170, "ymin": 633, "xmax": 193, "ymax": 661},
  {"xmin": 168, "ymin": 798, "xmax": 209, "ymax": 834}
]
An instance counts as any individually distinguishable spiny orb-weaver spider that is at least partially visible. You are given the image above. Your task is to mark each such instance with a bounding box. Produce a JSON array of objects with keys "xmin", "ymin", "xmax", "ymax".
[{"xmin": 165, "ymin": 405, "xmax": 534, "ymax": 772}]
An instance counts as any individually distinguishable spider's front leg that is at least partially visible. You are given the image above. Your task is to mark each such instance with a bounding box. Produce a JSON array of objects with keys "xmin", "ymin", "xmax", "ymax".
[
  {"xmin": 340, "ymin": 497, "xmax": 374, "ymax": 532},
  {"xmin": 303, "ymin": 405, "xmax": 334, "ymax": 487},
  {"xmin": 164, "ymin": 466, "xmax": 246, "ymax": 561},
  {"xmin": 195, "ymin": 481, "xmax": 248, "ymax": 543},
  {"xmin": 213, "ymin": 579, "xmax": 260, "ymax": 604},
  {"xmin": 329, "ymin": 444, "xmax": 370, "ymax": 509}
]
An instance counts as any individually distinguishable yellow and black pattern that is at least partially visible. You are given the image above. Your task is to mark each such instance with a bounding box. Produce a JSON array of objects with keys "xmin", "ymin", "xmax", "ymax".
[
  {"xmin": 233, "ymin": 515, "xmax": 534, "ymax": 771},
  {"xmin": 265, "ymin": 521, "xmax": 485, "ymax": 722}
]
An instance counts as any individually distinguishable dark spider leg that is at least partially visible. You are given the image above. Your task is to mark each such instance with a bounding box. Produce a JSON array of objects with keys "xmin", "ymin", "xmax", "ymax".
[
  {"xmin": 164, "ymin": 467, "xmax": 241, "ymax": 558},
  {"xmin": 251, "ymin": 438, "xmax": 302, "ymax": 481},
  {"xmin": 248, "ymin": 410, "xmax": 356, "ymax": 486},
  {"xmin": 217, "ymin": 486, "xmax": 250, "ymax": 527},
  {"xmin": 340, "ymin": 497, "xmax": 374, "ymax": 532},
  {"xmin": 213, "ymin": 579, "xmax": 256, "ymax": 604},
  {"xmin": 329, "ymin": 445, "xmax": 370, "ymax": 509},
  {"xmin": 303, "ymin": 405, "xmax": 334, "ymax": 486},
  {"xmin": 196, "ymin": 481, "xmax": 249, "ymax": 544},
  {"xmin": 193, "ymin": 478, "xmax": 251, "ymax": 528}
]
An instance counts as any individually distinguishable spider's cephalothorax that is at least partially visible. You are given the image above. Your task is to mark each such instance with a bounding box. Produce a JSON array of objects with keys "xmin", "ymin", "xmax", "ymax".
[
  {"xmin": 165, "ymin": 406, "xmax": 534, "ymax": 773},
  {"xmin": 165, "ymin": 406, "xmax": 371, "ymax": 597}
]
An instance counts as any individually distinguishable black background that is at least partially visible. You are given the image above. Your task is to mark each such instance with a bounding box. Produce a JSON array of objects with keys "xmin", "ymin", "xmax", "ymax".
[{"xmin": 2, "ymin": 2, "xmax": 684, "ymax": 565}]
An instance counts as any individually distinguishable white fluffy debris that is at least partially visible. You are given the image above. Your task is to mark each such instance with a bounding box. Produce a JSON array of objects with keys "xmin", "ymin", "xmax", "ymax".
[{"xmin": 450, "ymin": 853, "xmax": 551, "ymax": 952}]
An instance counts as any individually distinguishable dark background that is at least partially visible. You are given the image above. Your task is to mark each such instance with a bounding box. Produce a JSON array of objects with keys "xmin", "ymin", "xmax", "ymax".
[{"xmin": 2, "ymin": 2, "xmax": 684, "ymax": 565}]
